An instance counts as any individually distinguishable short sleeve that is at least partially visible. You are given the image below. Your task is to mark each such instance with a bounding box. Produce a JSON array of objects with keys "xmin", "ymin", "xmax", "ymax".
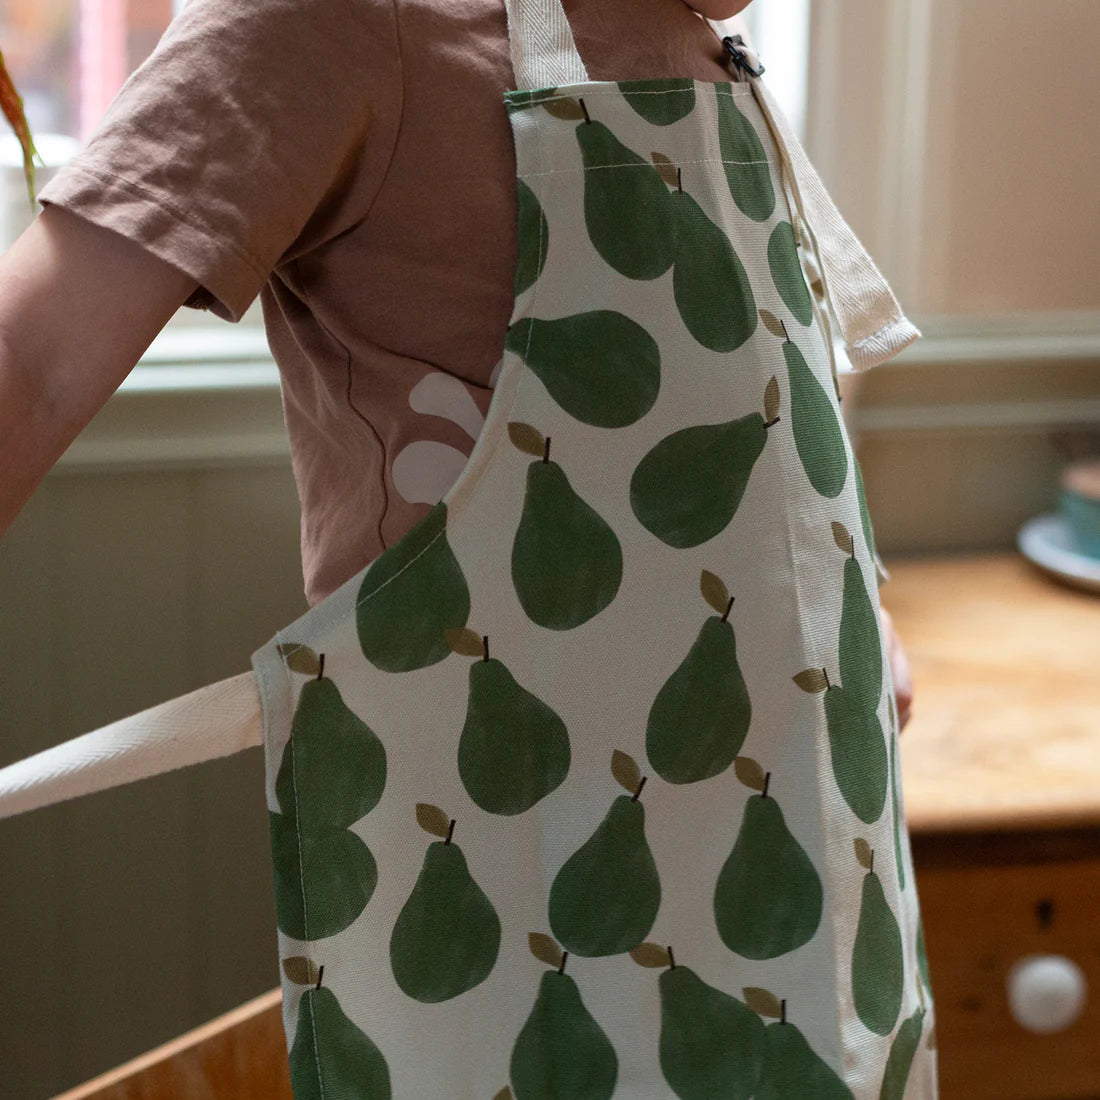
[{"xmin": 35, "ymin": 0, "xmax": 400, "ymax": 323}]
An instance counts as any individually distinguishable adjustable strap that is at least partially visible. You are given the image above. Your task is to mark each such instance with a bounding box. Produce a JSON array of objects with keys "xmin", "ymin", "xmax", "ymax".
[
  {"xmin": 717, "ymin": 32, "xmax": 921, "ymax": 374},
  {"xmin": 503, "ymin": 0, "xmax": 589, "ymax": 91}
]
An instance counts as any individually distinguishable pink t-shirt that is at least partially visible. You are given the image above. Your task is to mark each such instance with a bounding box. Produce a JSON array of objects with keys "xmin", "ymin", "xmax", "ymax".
[{"xmin": 36, "ymin": 0, "xmax": 748, "ymax": 606}]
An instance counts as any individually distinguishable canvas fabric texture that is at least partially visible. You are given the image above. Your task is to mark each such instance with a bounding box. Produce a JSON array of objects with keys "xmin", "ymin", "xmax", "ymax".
[{"xmin": 249, "ymin": 0, "xmax": 937, "ymax": 1096}]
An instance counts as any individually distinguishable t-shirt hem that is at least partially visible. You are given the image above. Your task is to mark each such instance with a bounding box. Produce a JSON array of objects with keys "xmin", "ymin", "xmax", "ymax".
[{"xmin": 35, "ymin": 160, "xmax": 269, "ymax": 324}]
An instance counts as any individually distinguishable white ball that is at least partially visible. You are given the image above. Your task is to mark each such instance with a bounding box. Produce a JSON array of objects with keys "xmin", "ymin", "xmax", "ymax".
[{"xmin": 1006, "ymin": 954, "xmax": 1088, "ymax": 1034}]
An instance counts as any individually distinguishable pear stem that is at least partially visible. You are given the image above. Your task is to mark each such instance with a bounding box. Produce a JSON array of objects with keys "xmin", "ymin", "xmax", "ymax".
[
  {"xmin": 315, "ymin": 965, "xmax": 325, "ymax": 991},
  {"xmin": 780, "ymin": 319, "xmax": 789, "ymax": 342},
  {"xmin": 559, "ymin": 951, "xmax": 569, "ymax": 975},
  {"xmin": 676, "ymin": 166, "xmax": 682, "ymax": 194},
  {"xmin": 667, "ymin": 944, "xmax": 676, "ymax": 970},
  {"xmin": 317, "ymin": 653, "xmax": 325, "ymax": 680},
  {"xmin": 579, "ymin": 98, "xmax": 590, "ymax": 124},
  {"xmin": 764, "ymin": 415, "xmax": 781, "ymax": 429},
  {"xmin": 781, "ymin": 998, "xmax": 787, "ymax": 1024},
  {"xmin": 445, "ymin": 818, "xmax": 456, "ymax": 845},
  {"xmin": 543, "ymin": 437, "xmax": 551, "ymax": 463},
  {"xmin": 762, "ymin": 772, "xmax": 771, "ymax": 798},
  {"xmin": 870, "ymin": 848, "xmax": 874, "ymax": 873},
  {"xmin": 483, "ymin": 635, "xmax": 490, "ymax": 662},
  {"xmin": 632, "ymin": 775, "xmax": 647, "ymax": 802},
  {"xmin": 823, "ymin": 666, "xmax": 831, "ymax": 690},
  {"xmin": 721, "ymin": 595, "xmax": 735, "ymax": 622}
]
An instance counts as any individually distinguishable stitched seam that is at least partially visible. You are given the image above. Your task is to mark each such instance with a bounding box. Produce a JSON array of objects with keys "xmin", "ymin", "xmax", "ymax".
[
  {"xmin": 849, "ymin": 314, "xmax": 908, "ymax": 347},
  {"xmin": 508, "ymin": 84, "xmax": 755, "ymax": 103},
  {"xmin": 519, "ymin": 156, "xmax": 770, "ymax": 179},
  {"xmin": 48, "ymin": 161, "xmax": 269, "ymax": 276}
]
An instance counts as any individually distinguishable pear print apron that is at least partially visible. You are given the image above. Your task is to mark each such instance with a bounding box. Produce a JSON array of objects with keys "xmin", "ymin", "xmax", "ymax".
[{"xmin": 249, "ymin": 2, "xmax": 938, "ymax": 1096}]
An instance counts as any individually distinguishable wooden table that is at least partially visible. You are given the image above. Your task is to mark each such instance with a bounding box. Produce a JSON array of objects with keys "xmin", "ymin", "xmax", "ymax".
[{"xmin": 55, "ymin": 551, "xmax": 1100, "ymax": 1100}]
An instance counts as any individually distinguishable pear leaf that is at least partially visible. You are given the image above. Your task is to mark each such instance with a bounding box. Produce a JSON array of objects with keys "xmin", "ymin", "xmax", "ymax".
[
  {"xmin": 542, "ymin": 96, "xmax": 585, "ymax": 120},
  {"xmin": 282, "ymin": 956, "xmax": 321, "ymax": 986},
  {"xmin": 508, "ymin": 421, "xmax": 545, "ymax": 457},
  {"xmin": 528, "ymin": 932, "xmax": 564, "ymax": 969},
  {"xmin": 764, "ymin": 375, "xmax": 780, "ymax": 423},
  {"xmin": 277, "ymin": 643, "xmax": 321, "ymax": 676},
  {"xmin": 416, "ymin": 802, "xmax": 451, "ymax": 838},
  {"xmin": 832, "ymin": 520, "xmax": 854, "ymax": 555},
  {"xmin": 700, "ymin": 569, "xmax": 731, "ymax": 616},
  {"xmin": 651, "ymin": 151, "xmax": 679, "ymax": 188},
  {"xmin": 611, "ymin": 749, "xmax": 641, "ymax": 794},
  {"xmin": 493, "ymin": 1088, "xmax": 514, "ymax": 1100},
  {"xmin": 743, "ymin": 986, "xmax": 783, "ymax": 1019},
  {"xmin": 760, "ymin": 309, "xmax": 786, "ymax": 339},
  {"xmin": 629, "ymin": 941, "xmax": 671, "ymax": 968},
  {"xmin": 793, "ymin": 667, "xmax": 829, "ymax": 693},
  {"xmin": 445, "ymin": 627, "xmax": 484, "ymax": 658},
  {"xmin": 734, "ymin": 756, "xmax": 767, "ymax": 792},
  {"xmin": 854, "ymin": 837, "xmax": 874, "ymax": 870},
  {"xmin": 927, "ymin": 1023, "xmax": 937, "ymax": 1050}
]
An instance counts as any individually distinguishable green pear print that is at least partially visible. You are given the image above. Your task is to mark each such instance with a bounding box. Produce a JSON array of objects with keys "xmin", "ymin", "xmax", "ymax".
[
  {"xmin": 444, "ymin": 626, "xmax": 570, "ymax": 815},
  {"xmin": 889, "ymin": 705, "xmax": 906, "ymax": 891},
  {"xmin": 515, "ymin": 178, "xmax": 549, "ymax": 297},
  {"xmin": 851, "ymin": 838, "xmax": 904, "ymax": 1035},
  {"xmin": 879, "ymin": 1004, "xmax": 926, "ymax": 1100},
  {"xmin": 836, "ymin": 522, "xmax": 883, "ymax": 706},
  {"xmin": 509, "ymin": 423, "xmax": 623, "ymax": 630},
  {"xmin": 273, "ymin": 650, "xmax": 387, "ymax": 833},
  {"xmin": 715, "ymin": 83, "xmax": 775, "ymax": 222},
  {"xmin": 630, "ymin": 375, "xmax": 780, "ymax": 548},
  {"xmin": 744, "ymin": 988, "xmax": 853, "ymax": 1100},
  {"xmin": 648, "ymin": 155, "xmax": 756, "ymax": 352},
  {"xmin": 916, "ymin": 916, "xmax": 932, "ymax": 998},
  {"xmin": 357, "ymin": 501, "xmax": 471, "ymax": 673},
  {"xmin": 509, "ymin": 932, "xmax": 619, "ymax": 1100},
  {"xmin": 631, "ymin": 941, "xmax": 763, "ymax": 1100},
  {"xmin": 713, "ymin": 759, "xmax": 823, "ymax": 959},
  {"xmin": 852, "ymin": 452, "xmax": 880, "ymax": 567},
  {"xmin": 270, "ymin": 810, "xmax": 377, "ymax": 942},
  {"xmin": 548, "ymin": 750, "xmax": 661, "ymax": 956},
  {"xmin": 389, "ymin": 804, "xmax": 501, "ymax": 1003},
  {"xmin": 562, "ymin": 96, "xmax": 676, "ymax": 279},
  {"xmin": 287, "ymin": 972, "xmax": 392, "ymax": 1100},
  {"xmin": 646, "ymin": 570, "xmax": 751, "ymax": 784},
  {"xmin": 767, "ymin": 221, "xmax": 814, "ymax": 326},
  {"xmin": 761, "ymin": 308, "xmax": 847, "ymax": 499},
  {"xmin": 619, "ymin": 78, "xmax": 696, "ymax": 125},
  {"xmin": 504, "ymin": 311, "xmax": 660, "ymax": 428}
]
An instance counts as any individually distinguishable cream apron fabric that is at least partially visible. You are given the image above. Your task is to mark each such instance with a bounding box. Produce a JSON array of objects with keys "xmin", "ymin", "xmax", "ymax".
[{"xmin": 249, "ymin": 4, "xmax": 937, "ymax": 1096}]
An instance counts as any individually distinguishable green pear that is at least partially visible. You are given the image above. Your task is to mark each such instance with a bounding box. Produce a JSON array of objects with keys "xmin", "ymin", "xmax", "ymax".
[
  {"xmin": 504, "ymin": 311, "xmax": 661, "ymax": 428},
  {"xmin": 713, "ymin": 769, "xmax": 823, "ymax": 959},
  {"xmin": 456, "ymin": 645, "xmax": 571, "ymax": 815},
  {"xmin": 510, "ymin": 969, "xmax": 619, "ymax": 1099},
  {"xmin": 879, "ymin": 1005, "xmax": 926, "ymax": 1100},
  {"xmin": 389, "ymin": 834, "xmax": 501, "ymax": 1003},
  {"xmin": 512, "ymin": 449, "xmax": 622, "ymax": 630},
  {"xmin": 658, "ymin": 965, "xmax": 764, "ymax": 1099},
  {"xmin": 756, "ymin": 1019, "xmax": 853, "ymax": 1100},
  {"xmin": 768, "ymin": 220, "xmax": 814, "ymax": 326},
  {"xmin": 619, "ymin": 77, "xmax": 696, "ymax": 125},
  {"xmin": 786, "ymin": 337, "xmax": 847, "ymax": 499},
  {"xmin": 823, "ymin": 684, "xmax": 888, "ymax": 824},
  {"xmin": 646, "ymin": 574, "xmax": 751, "ymax": 783},
  {"xmin": 669, "ymin": 187, "xmax": 756, "ymax": 352},
  {"xmin": 916, "ymin": 917, "xmax": 932, "ymax": 997},
  {"xmin": 576, "ymin": 118, "xmax": 676, "ymax": 278},
  {"xmin": 838, "ymin": 551, "xmax": 882, "ymax": 706},
  {"xmin": 269, "ymin": 811, "xmax": 376, "ymax": 941},
  {"xmin": 852, "ymin": 454, "xmax": 880, "ymax": 567},
  {"xmin": 630, "ymin": 405, "xmax": 774, "ymax": 548},
  {"xmin": 290, "ymin": 985, "xmax": 392, "ymax": 1100},
  {"xmin": 274, "ymin": 671, "xmax": 387, "ymax": 833},
  {"xmin": 356, "ymin": 502, "xmax": 470, "ymax": 673},
  {"xmin": 852, "ymin": 846, "xmax": 905, "ymax": 1036},
  {"xmin": 515, "ymin": 178, "xmax": 549, "ymax": 297},
  {"xmin": 715, "ymin": 84, "xmax": 775, "ymax": 222},
  {"xmin": 549, "ymin": 791, "xmax": 661, "ymax": 956},
  {"xmin": 890, "ymin": 729, "xmax": 906, "ymax": 891}
]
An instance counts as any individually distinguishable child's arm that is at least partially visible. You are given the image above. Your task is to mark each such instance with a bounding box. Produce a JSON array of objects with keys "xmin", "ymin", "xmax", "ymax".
[{"xmin": 0, "ymin": 203, "xmax": 198, "ymax": 541}]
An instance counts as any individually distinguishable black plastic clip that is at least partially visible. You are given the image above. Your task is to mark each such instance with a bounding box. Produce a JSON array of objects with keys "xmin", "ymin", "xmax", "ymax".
[{"xmin": 722, "ymin": 34, "xmax": 765, "ymax": 78}]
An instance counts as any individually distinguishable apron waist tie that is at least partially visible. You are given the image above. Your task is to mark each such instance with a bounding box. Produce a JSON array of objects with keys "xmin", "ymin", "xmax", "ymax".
[{"xmin": 721, "ymin": 34, "xmax": 921, "ymax": 374}]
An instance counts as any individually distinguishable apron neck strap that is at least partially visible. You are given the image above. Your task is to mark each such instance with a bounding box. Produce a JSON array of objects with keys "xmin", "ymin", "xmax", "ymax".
[{"xmin": 503, "ymin": 0, "xmax": 590, "ymax": 91}]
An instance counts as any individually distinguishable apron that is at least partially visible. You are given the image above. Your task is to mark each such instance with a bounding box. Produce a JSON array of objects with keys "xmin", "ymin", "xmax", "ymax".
[{"xmin": 249, "ymin": 2, "xmax": 938, "ymax": 1096}]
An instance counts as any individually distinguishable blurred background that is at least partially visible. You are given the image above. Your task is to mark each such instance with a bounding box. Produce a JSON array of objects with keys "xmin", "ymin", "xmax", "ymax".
[{"xmin": 0, "ymin": 1, "xmax": 1098, "ymax": 1097}]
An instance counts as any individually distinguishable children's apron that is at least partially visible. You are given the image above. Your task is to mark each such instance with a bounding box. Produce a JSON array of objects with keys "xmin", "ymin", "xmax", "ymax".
[{"xmin": 250, "ymin": 2, "xmax": 938, "ymax": 1096}]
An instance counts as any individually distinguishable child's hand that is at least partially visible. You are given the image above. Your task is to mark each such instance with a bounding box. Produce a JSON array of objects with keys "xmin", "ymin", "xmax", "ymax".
[{"xmin": 880, "ymin": 605, "xmax": 913, "ymax": 733}]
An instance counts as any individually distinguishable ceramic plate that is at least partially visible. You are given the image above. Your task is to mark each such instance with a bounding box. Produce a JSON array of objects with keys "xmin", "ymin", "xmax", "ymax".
[{"xmin": 1017, "ymin": 512, "xmax": 1100, "ymax": 595}]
